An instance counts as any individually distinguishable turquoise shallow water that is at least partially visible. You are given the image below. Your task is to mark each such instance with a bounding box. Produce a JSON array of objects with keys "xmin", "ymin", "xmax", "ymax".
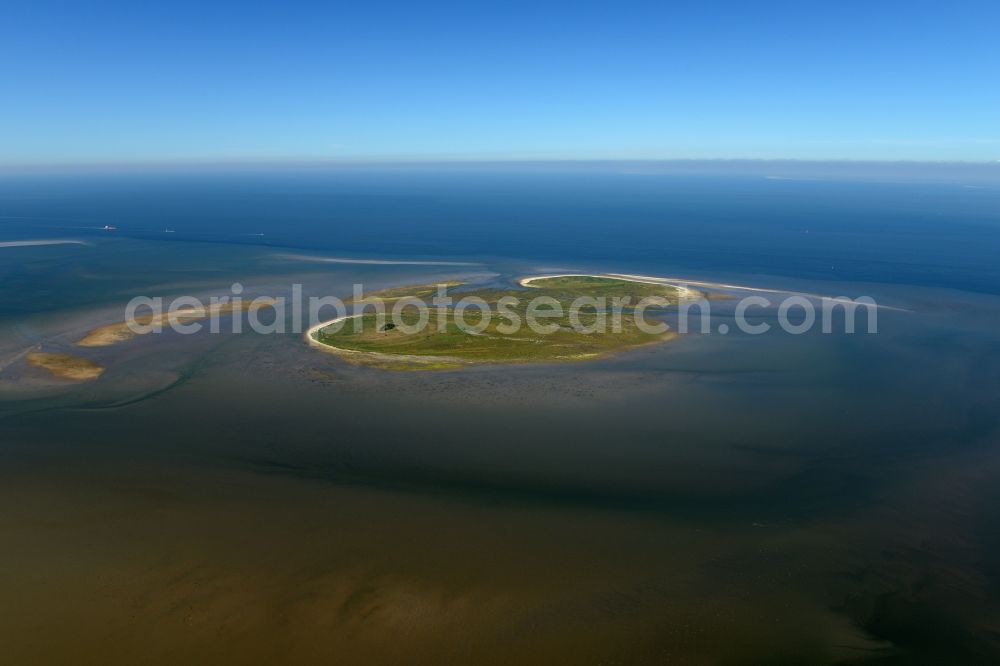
[{"xmin": 1, "ymin": 168, "xmax": 1000, "ymax": 663}]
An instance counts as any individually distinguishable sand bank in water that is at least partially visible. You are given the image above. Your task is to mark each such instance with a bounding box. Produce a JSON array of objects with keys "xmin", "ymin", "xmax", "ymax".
[
  {"xmin": 77, "ymin": 300, "xmax": 273, "ymax": 347},
  {"xmin": 27, "ymin": 352, "xmax": 105, "ymax": 381}
]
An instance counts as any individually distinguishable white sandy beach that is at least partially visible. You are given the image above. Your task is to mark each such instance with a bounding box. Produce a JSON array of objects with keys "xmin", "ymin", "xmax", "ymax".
[
  {"xmin": 518, "ymin": 273, "xmax": 698, "ymax": 299},
  {"xmin": 304, "ymin": 314, "xmax": 362, "ymax": 350},
  {"xmin": 521, "ymin": 273, "xmax": 908, "ymax": 311}
]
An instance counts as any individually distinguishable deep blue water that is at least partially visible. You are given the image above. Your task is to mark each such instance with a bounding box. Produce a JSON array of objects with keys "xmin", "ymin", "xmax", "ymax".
[{"xmin": 2, "ymin": 167, "xmax": 999, "ymax": 293}]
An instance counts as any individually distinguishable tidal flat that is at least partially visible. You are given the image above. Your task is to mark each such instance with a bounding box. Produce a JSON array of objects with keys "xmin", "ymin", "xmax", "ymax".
[{"xmin": 1, "ymin": 241, "xmax": 999, "ymax": 663}]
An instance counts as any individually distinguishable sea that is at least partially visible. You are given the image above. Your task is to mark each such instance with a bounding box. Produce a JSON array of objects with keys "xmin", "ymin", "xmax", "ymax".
[{"xmin": 1, "ymin": 164, "xmax": 999, "ymax": 663}]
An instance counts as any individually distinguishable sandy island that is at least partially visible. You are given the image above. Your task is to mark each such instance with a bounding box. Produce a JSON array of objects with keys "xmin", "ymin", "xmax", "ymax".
[
  {"xmin": 77, "ymin": 300, "xmax": 273, "ymax": 347},
  {"xmin": 27, "ymin": 352, "xmax": 105, "ymax": 381}
]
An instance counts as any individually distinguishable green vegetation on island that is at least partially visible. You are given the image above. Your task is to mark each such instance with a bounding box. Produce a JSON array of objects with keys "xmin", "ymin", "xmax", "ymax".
[{"xmin": 309, "ymin": 275, "xmax": 691, "ymax": 370}]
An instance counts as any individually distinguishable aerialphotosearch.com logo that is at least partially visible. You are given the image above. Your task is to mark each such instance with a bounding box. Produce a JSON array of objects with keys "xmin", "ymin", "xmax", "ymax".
[{"xmin": 123, "ymin": 282, "xmax": 879, "ymax": 338}]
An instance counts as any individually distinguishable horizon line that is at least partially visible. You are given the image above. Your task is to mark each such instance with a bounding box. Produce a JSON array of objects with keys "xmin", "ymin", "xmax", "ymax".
[{"xmin": 2, "ymin": 156, "xmax": 1000, "ymax": 169}]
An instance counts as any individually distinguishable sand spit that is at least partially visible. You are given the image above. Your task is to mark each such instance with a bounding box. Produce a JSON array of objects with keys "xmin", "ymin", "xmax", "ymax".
[
  {"xmin": 0, "ymin": 239, "xmax": 87, "ymax": 248},
  {"xmin": 77, "ymin": 300, "xmax": 274, "ymax": 347},
  {"xmin": 522, "ymin": 273, "xmax": 908, "ymax": 312}
]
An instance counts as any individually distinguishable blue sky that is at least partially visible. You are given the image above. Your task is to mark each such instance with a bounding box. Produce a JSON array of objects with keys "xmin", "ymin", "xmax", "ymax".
[{"xmin": 2, "ymin": 1, "xmax": 998, "ymax": 163}]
